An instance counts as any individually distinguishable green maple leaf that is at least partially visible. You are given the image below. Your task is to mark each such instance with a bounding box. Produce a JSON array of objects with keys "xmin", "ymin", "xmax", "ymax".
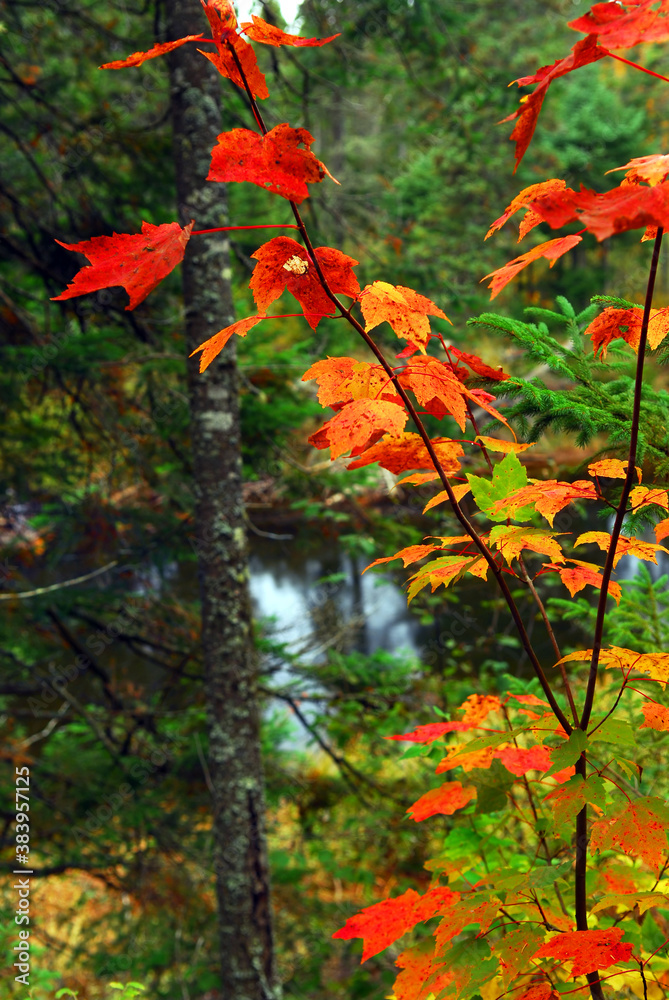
[{"xmin": 467, "ymin": 452, "xmax": 534, "ymax": 522}]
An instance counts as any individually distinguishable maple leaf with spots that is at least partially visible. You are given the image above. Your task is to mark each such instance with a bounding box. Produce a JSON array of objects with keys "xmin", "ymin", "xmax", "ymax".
[
  {"xmin": 307, "ymin": 398, "xmax": 407, "ymax": 460},
  {"xmin": 301, "ymin": 357, "xmax": 398, "ymax": 406},
  {"xmin": 52, "ymin": 221, "xmax": 193, "ymax": 310},
  {"xmin": 590, "ymin": 798, "xmax": 669, "ymax": 869},
  {"xmin": 574, "ymin": 530, "xmax": 669, "ymax": 567},
  {"xmin": 359, "ymin": 281, "xmax": 450, "ymax": 350},
  {"xmin": 640, "ymin": 702, "xmax": 669, "ymax": 731},
  {"xmin": 249, "ymin": 237, "xmax": 358, "ymax": 327},
  {"xmin": 490, "ymin": 479, "xmax": 598, "ymax": 526},
  {"xmin": 392, "ymin": 947, "xmax": 453, "ymax": 1000},
  {"xmin": 208, "ymin": 125, "xmax": 338, "ymax": 203},
  {"xmin": 535, "ymin": 927, "xmax": 633, "ymax": 978}
]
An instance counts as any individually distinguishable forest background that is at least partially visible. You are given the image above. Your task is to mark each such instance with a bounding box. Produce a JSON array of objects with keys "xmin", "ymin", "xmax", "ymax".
[{"xmin": 2, "ymin": 0, "xmax": 669, "ymax": 997}]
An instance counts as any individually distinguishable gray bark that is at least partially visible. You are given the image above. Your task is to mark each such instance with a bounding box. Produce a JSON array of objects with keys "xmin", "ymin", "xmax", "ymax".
[{"xmin": 164, "ymin": 3, "xmax": 279, "ymax": 997}]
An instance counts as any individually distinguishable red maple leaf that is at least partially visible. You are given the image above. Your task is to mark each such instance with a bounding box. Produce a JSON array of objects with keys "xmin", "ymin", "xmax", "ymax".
[
  {"xmin": 384, "ymin": 721, "xmax": 471, "ymax": 744},
  {"xmin": 52, "ymin": 220, "xmax": 193, "ymax": 310},
  {"xmin": 190, "ymin": 315, "xmax": 265, "ymax": 372},
  {"xmin": 308, "ymin": 399, "xmax": 408, "ymax": 460},
  {"xmin": 208, "ymin": 125, "xmax": 337, "ymax": 203},
  {"xmin": 502, "ymin": 36, "xmax": 606, "ymax": 172},
  {"xmin": 332, "ymin": 886, "xmax": 460, "ymax": 963},
  {"xmin": 485, "ymin": 179, "xmax": 569, "ymax": 241},
  {"xmin": 482, "ymin": 236, "xmax": 583, "ymax": 298},
  {"xmin": 535, "ymin": 927, "xmax": 633, "ymax": 977},
  {"xmin": 240, "ymin": 14, "xmax": 340, "ymax": 47},
  {"xmin": 249, "ymin": 237, "xmax": 359, "ymax": 328},
  {"xmin": 197, "ymin": 2, "xmax": 269, "ymax": 99},
  {"xmin": 495, "ymin": 745, "xmax": 552, "ymax": 776},
  {"xmin": 530, "ymin": 181, "xmax": 669, "ymax": 241},
  {"xmin": 569, "ymin": 0, "xmax": 669, "ymax": 49},
  {"xmin": 407, "ymin": 781, "xmax": 477, "ymax": 822},
  {"xmin": 446, "ymin": 345, "xmax": 509, "ymax": 381},
  {"xmin": 100, "ymin": 35, "xmax": 205, "ymax": 70},
  {"xmin": 346, "ymin": 432, "xmax": 463, "ymax": 475}
]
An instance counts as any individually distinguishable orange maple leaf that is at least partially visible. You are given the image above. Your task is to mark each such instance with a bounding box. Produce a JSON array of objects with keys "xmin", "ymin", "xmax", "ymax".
[
  {"xmin": 559, "ymin": 645, "xmax": 669, "ymax": 687},
  {"xmin": 52, "ymin": 220, "xmax": 193, "ymax": 311},
  {"xmin": 302, "ymin": 357, "xmax": 398, "ymax": 406},
  {"xmin": 308, "ymin": 399, "xmax": 408, "ymax": 461},
  {"xmin": 574, "ymin": 530, "xmax": 669, "ymax": 567},
  {"xmin": 398, "ymin": 356, "xmax": 469, "ymax": 429},
  {"xmin": 346, "ymin": 432, "xmax": 463, "ymax": 476},
  {"xmin": 407, "ymin": 781, "xmax": 477, "ymax": 822},
  {"xmin": 240, "ymin": 14, "xmax": 340, "ymax": 47},
  {"xmin": 489, "ymin": 525, "xmax": 566, "ymax": 565},
  {"xmin": 607, "ymin": 153, "xmax": 669, "ymax": 187},
  {"xmin": 332, "ymin": 886, "xmax": 460, "ymax": 963},
  {"xmin": 588, "ymin": 458, "xmax": 642, "ymax": 481},
  {"xmin": 584, "ymin": 305, "xmax": 669, "ymax": 357},
  {"xmin": 491, "ymin": 479, "xmax": 598, "ymax": 526},
  {"xmin": 208, "ymin": 125, "xmax": 337, "ymax": 203},
  {"xmin": 458, "ymin": 693, "xmax": 502, "ymax": 726},
  {"xmin": 249, "ymin": 237, "xmax": 358, "ymax": 327},
  {"xmin": 640, "ymin": 702, "xmax": 669, "ymax": 731},
  {"xmin": 482, "ymin": 235, "xmax": 582, "ymax": 298},
  {"xmin": 535, "ymin": 927, "xmax": 632, "ymax": 978},
  {"xmin": 359, "ymin": 281, "xmax": 450, "ymax": 350},
  {"xmin": 630, "ymin": 486, "xmax": 669, "ymax": 511},
  {"xmin": 655, "ymin": 517, "xmax": 669, "ymax": 542},
  {"xmin": 100, "ymin": 35, "xmax": 205, "ymax": 69},
  {"xmin": 590, "ymin": 797, "xmax": 669, "ymax": 870},
  {"xmin": 545, "ymin": 559, "xmax": 622, "ymax": 604},
  {"xmin": 190, "ymin": 315, "xmax": 265, "ymax": 372},
  {"xmin": 363, "ymin": 542, "xmax": 446, "ymax": 574}
]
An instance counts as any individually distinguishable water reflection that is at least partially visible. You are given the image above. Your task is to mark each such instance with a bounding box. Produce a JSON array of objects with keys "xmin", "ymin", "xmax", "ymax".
[{"xmin": 248, "ymin": 536, "xmax": 424, "ymax": 663}]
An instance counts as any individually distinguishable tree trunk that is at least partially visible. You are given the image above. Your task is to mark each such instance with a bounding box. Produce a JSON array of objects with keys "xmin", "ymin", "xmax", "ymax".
[{"xmin": 165, "ymin": 4, "xmax": 279, "ymax": 997}]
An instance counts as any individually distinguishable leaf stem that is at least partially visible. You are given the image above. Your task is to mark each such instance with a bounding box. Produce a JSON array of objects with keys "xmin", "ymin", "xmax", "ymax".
[
  {"xmin": 580, "ymin": 226, "xmax": 663, "ymax": 731},
  {"xmin": 191, "ymin": 224, "xmax": 299, "ymax": 235},
  {"xmin": 603, "ymin": 49, "xmax": 669, "ymax": 84}
]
